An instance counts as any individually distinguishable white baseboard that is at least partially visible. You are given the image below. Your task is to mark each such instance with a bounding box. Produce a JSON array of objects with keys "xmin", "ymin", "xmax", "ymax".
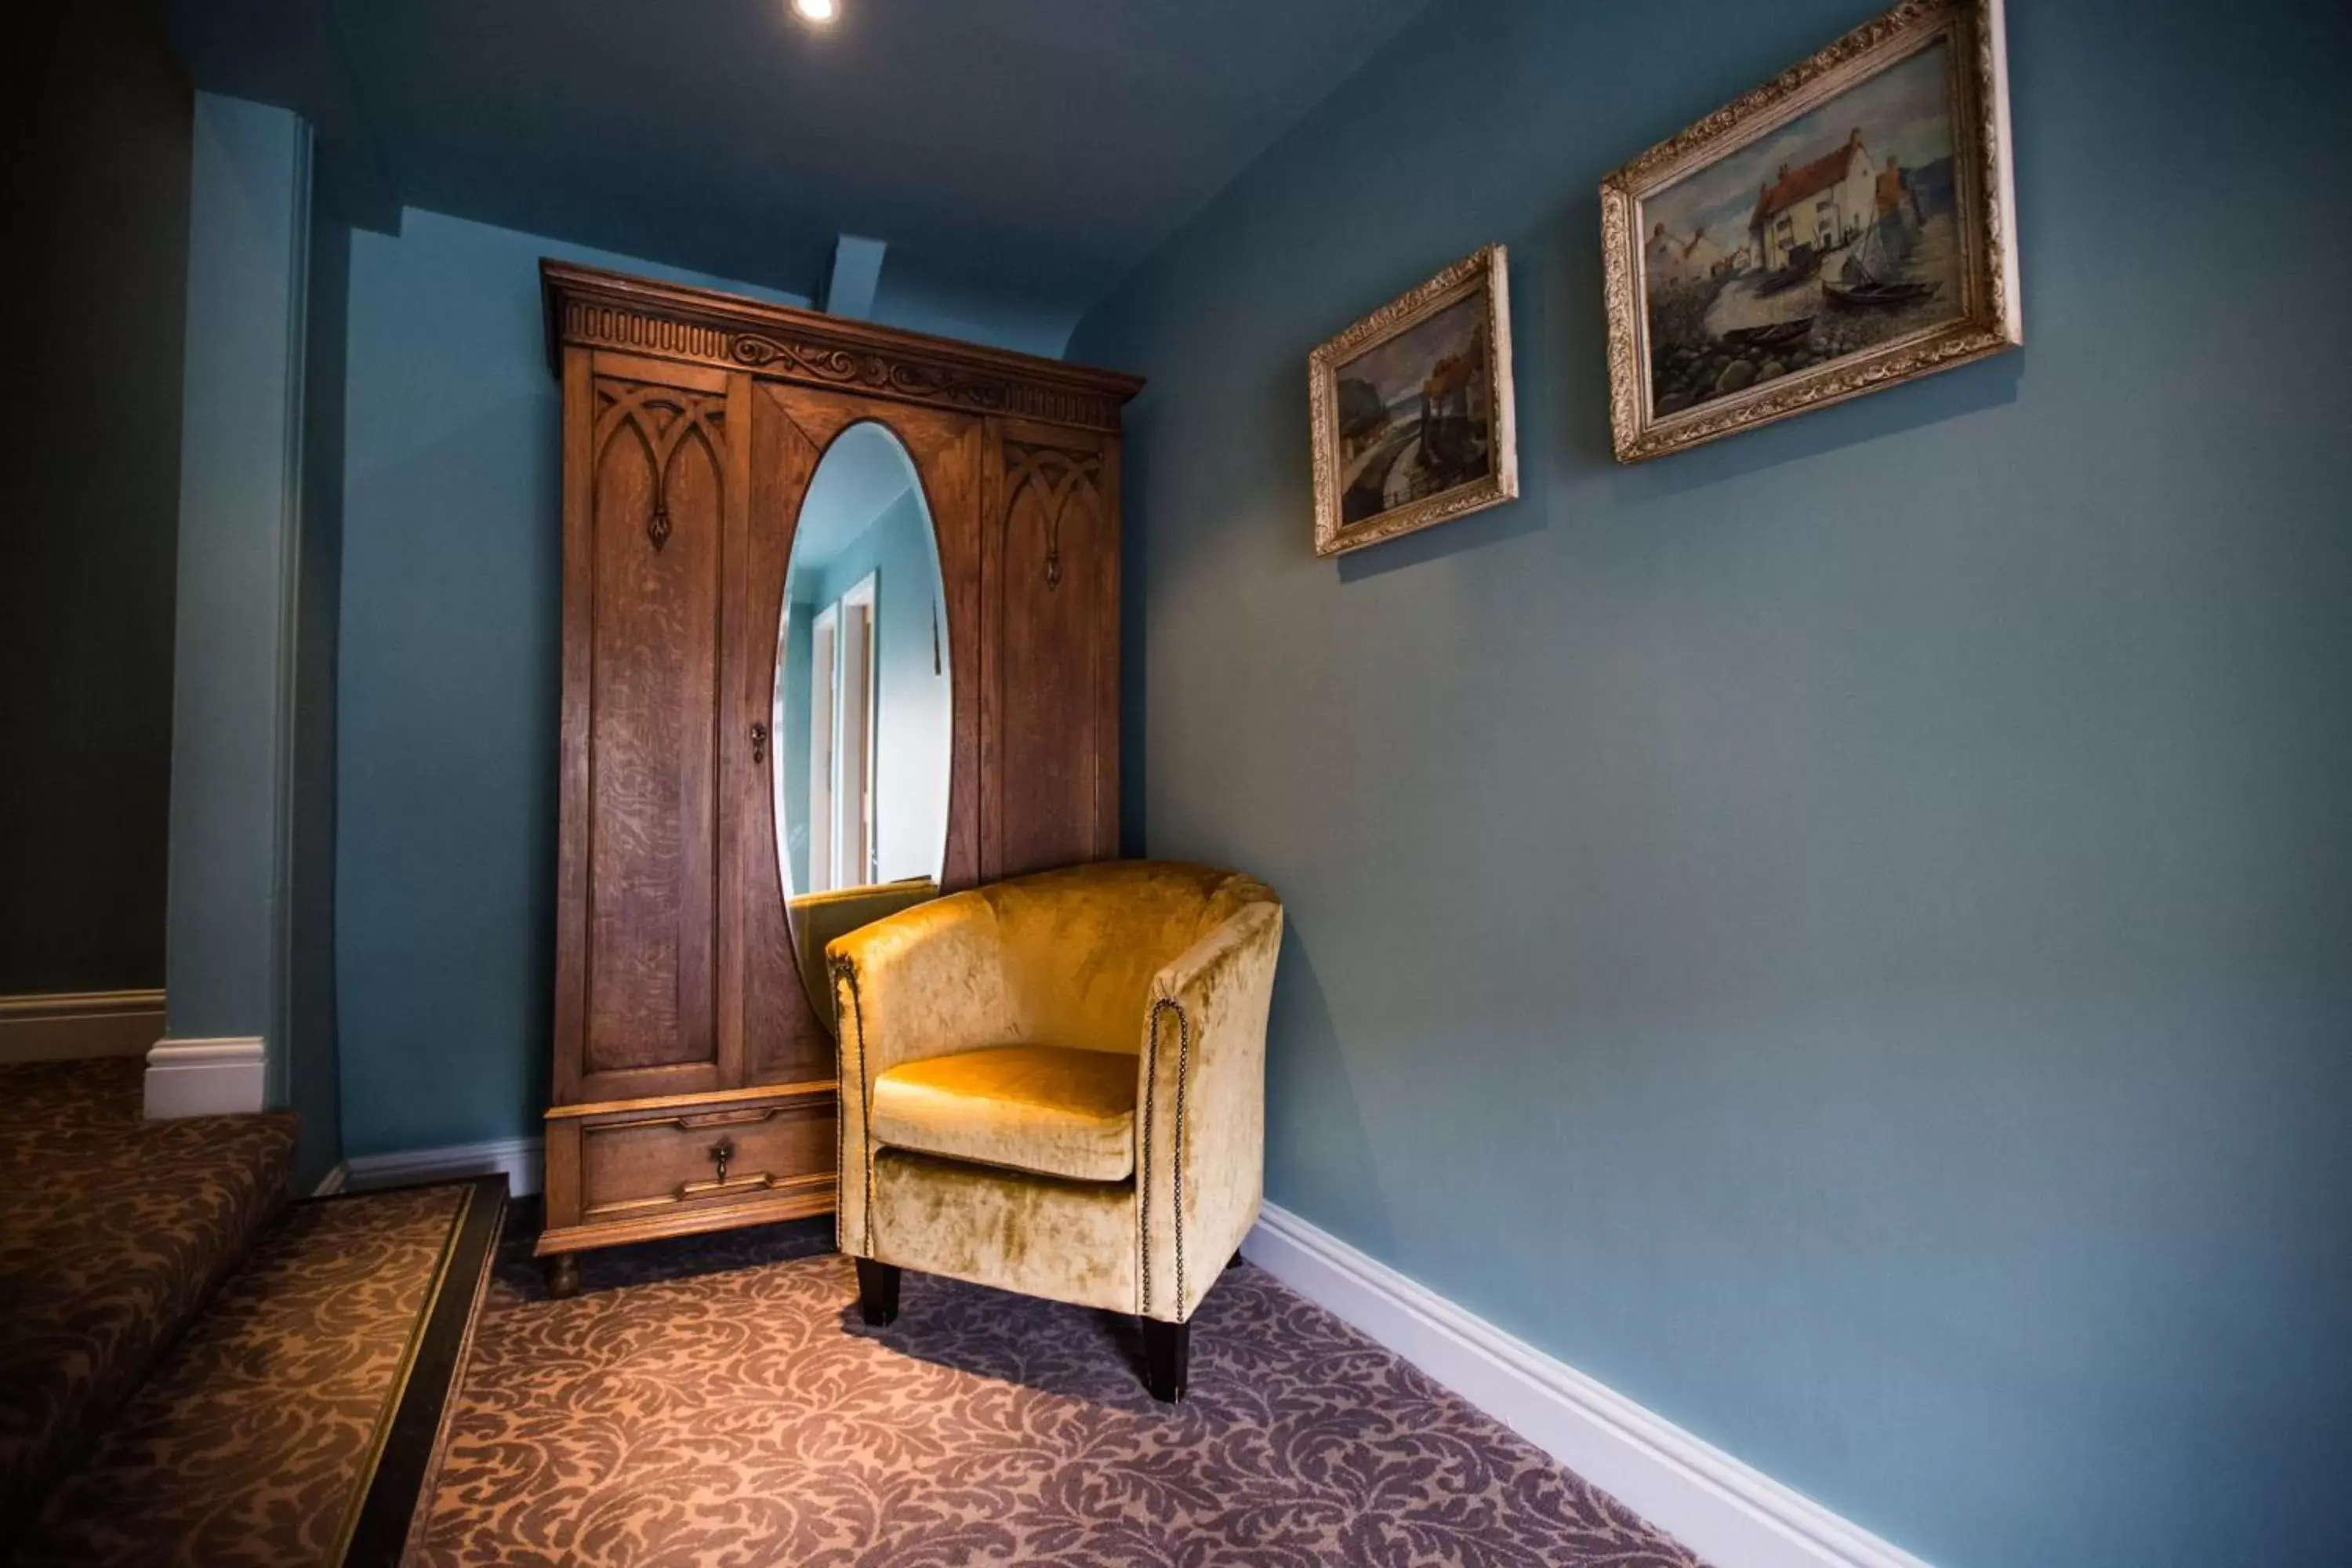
[
  {"xmin": 143, "ymin": 1036, "xmax": 267, "ymax": 1117},
  {"xmin": 1242, "ymin": 1204, "xmax": 1931, "ymax": 1568},
  {"xmin": 346, "ymin": 1134, "xmax": 543, "ymax": 1196},
  {"xmin": 0, "ymin": 990, "xmax": 167, "ymax": 1064}
]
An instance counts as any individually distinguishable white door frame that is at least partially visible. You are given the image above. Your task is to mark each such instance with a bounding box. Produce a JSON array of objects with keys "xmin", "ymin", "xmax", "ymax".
[
  {"xmin": 807, "ymin": 602, "xmax": 838, "ymax": 892},
  {"xmin": 836, "ymin": 572, "xmax": 880, "ymax": 886}
]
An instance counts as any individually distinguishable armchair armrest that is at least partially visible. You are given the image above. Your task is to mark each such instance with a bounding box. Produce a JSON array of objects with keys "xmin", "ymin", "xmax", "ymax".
[
  {"xmin": 1136, "ymin": 897, "xmax": 1283, "ymax": 1322},
  {"xmin": 827, "ymin": 891, "xmax": 1018, "ymax": 1255}
]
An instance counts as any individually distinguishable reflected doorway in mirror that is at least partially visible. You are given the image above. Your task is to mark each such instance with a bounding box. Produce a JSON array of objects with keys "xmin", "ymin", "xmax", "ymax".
[{"xmin": 773, "ymin": 422, "xmax": 954, "ymax": 1034}]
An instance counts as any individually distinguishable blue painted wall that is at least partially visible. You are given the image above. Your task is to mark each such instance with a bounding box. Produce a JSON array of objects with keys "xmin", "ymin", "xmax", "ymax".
[
  {"xmin": 335, "ymin": 209, "xmax": 808, "ymax": 1159},
  {"xmin": 870, "ymin": 260, "xmax": 1077, "ymax": 361},
  {"xmin": 165, "ymin": 94, "xmax": 308, "ymax": 1062},
  {"xmin": 782, "ymin": 600, "xmax": 816, "ymax": 898},
  {"xmin": 782, "ymin": 598, "xmax": 816, "ymax": 898},
  {"xmin": 1069, "ymin": 1, "xmax": 2352, "ymax": 1564},
  {"xmin": 163, "ymin": 89, "xmax": 342, "ymax": 1182},
  {"xmin": 287, "ymin": 201, "xmax": 349, "ymax": 1184}
]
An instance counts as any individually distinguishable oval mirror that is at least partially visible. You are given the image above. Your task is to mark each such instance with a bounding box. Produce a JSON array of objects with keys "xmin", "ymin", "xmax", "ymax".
[{"xmin": 774, "ymin": 423, "xmax": 951, "ymax": 1035}]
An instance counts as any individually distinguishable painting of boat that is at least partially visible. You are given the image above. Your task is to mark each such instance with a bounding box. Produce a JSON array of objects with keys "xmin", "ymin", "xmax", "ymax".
[
  {"xmin": 1722, "ymin": 319, "xmax": 1814, "ymax": 350},
  {"xmin": 1823, "ymin": 277, "xmax": 1940, "ymax": 310},
  {"xmin": 1822, "ymin": 217, "xmax": 1939, "ymax": 310},
  {"xmin": 1602, "ymin": 0, "xmax": 2020, "ymax": 460}
]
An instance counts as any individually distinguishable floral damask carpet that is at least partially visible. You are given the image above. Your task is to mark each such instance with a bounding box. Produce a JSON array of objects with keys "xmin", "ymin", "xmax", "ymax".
[
  {"xmin": 17, "ymin": 1181, "xmax": 497, "ymax": 1566},
  {"xmin": 410, "ymin": 1221, "xmax": 1708, "ymax": 1567}
]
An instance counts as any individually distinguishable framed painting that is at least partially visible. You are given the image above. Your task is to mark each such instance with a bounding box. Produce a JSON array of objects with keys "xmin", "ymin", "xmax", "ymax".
[
  {"xmin": 1308, "ymin": 244, "xmax": 1517, "ymax": 557},
  {"xmin": 1600, "ymin": 0, "xmax": 2020, "ymax": 462}
]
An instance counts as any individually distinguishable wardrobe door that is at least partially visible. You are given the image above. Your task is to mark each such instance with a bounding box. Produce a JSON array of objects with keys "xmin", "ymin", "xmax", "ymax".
[
  {"xmin": 982, "ymin": 419, "xmax": 1120, "ymax": 880},
  {"xmin": 734, "ymin": 382, "xmax": 984, "ymax": 1088},
  {"xmin": 553, "ymin": 351, "xmax": 749, "ymax": 1105}
]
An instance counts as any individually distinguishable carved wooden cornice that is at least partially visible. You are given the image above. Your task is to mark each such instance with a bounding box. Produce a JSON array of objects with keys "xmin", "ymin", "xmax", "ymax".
[{"xmin": 542, "ymin": 261, "xmax": 1142, "ymax": 433}]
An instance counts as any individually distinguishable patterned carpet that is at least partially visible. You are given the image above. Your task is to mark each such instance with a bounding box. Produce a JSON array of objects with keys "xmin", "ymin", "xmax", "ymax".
[
  {"xmin": 412, "ymin": 1221, "xmax": 1707, "ymax": 1567},
  {"xmin": 0, "ymin": 1058, "xmax": 296, "ymax": 1532},
  {"xmin": 16, "ymin": 1180, "xmax": 502, "ymax": 1567}
]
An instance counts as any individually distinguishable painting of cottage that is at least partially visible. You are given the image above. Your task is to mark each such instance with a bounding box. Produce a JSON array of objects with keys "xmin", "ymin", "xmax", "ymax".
[
  {"xmin": 1637, "ymin": 38, "xmax": 1962, "ymax": 418},
  {"xmin": 1331, "ymin": 289, "xmax": 1495, "ymax": 527}
]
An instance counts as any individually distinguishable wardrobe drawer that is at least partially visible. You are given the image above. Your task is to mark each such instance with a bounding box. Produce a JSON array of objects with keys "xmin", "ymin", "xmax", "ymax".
[{"xmin": 579, "ymin": 1092, "xmax": 835, "ymax": 1222}]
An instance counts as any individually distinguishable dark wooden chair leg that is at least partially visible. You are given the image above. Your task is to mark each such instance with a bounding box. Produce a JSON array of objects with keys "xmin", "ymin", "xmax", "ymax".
[
  {"xmin": 855, "ymin": 1258, "xmax": 902, "ymax": 1327},
  {"xmin": 1139, "ymin": 1317, "xmax": 1189, "ymax": 1403},
  {"xmin": 543, "ymin": 1252, "xmax": 581, "ymax": 1300},
  {"xmin": 1226, "ymin": 1249, "xmax": 1245, "ymax": 1272}
]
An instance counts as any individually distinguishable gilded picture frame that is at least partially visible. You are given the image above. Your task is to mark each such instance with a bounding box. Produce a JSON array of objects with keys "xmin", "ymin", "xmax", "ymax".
[
  {"xmin": 1600, "ymin": 0, "xmax": 2020, "ymax": 463},
  {"xmin": 1308, "ymin": 244, "xmax": 1518, "ymax": 557}
]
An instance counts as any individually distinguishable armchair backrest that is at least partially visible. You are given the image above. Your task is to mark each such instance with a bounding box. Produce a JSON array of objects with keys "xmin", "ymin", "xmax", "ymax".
[{"xmin": 975, "ymin": 861, "xmax": 1277, "ymax": 1054}]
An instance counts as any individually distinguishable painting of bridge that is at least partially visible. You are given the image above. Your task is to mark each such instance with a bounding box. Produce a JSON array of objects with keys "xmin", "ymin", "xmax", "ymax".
[{"xmin": 1332, "ymin": 289, "xmax": 1495, "ymax": 528}]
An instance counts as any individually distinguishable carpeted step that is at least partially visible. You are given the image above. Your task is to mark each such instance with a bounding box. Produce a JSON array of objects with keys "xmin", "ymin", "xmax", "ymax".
[
  {"xmin": 16, "ymin": 1177, "xmax": 505, "ymax": 1567},
  {"xmin": 0, "ymin": 1058, "xmax": 298, "ymax": 1532}
]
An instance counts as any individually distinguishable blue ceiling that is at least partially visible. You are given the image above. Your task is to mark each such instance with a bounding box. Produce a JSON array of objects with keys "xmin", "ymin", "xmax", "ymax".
[{"xmin": 154, "ymin": 0, "xmax": 1433, "ymax": 347}]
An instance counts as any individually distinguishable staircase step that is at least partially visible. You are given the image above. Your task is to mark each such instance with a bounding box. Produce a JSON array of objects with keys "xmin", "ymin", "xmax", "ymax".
[
  {"xmin": 16, "ymin": 1177, "xmax": 505, "ymax": 1567},
  {"xmin": 0, "ymin": 1058, "xmax": 296, "ymax": 1530}
]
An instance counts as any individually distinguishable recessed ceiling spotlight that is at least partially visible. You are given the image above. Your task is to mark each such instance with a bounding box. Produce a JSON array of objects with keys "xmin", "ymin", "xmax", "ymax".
[{"xmin": 793, "ymin": 0, "xmax": 838, "ymax": 24}]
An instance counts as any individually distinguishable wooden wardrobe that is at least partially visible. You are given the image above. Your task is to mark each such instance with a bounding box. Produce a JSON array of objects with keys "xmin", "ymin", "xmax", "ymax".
[{"xmin": 535, "ymin": 262, "xmax": 1140, "ymax": 1290}]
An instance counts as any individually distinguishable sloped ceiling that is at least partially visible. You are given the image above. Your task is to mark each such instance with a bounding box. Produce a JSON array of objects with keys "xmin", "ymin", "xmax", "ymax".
[{"xmin": 153, "ymin": 0, "xmax": 1434, "ymax": 347}]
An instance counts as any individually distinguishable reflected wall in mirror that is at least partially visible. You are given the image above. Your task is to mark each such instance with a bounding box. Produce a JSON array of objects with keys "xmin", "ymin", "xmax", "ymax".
[{"xmin": 775, "ymin": 423, "xmax": 952, "ymax": 1032}]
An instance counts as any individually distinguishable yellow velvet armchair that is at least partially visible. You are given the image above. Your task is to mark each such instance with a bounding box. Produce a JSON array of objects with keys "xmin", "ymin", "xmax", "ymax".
[{"xmin": 826, "ymin": 860, "xmax": 1282, "ymax": 1401}]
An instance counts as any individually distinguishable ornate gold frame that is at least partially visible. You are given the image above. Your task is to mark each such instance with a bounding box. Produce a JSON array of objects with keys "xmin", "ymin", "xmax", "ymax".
[
  {"xmin": 1600, "ymin": 0, "xmax": 2020, "ymax": 463},
  {"xmin": 1308, "ymin": 244, "xmax": 1518, "ymax": 557}
]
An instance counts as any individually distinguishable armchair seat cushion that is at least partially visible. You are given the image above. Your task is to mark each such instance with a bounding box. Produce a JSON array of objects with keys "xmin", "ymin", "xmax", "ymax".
[{"xmin": 869, "ymin": 1045, "xmax": 1137, "ymax": 1183}]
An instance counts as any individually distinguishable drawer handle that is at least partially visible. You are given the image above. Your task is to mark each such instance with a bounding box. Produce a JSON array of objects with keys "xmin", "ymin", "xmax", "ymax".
[
  {"xmin": 710, "ymin": 1138, "xmax": 732, "ymax": 1183},
  {"xmin": 670, "ymin": 1108, "xmax": 779, "ymax": 1132}
]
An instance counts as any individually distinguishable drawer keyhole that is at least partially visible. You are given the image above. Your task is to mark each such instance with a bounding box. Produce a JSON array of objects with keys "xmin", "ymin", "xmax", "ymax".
[{"xmin": 710, "ymin": 1138, "xmax": 734, "ymax": 1183}]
